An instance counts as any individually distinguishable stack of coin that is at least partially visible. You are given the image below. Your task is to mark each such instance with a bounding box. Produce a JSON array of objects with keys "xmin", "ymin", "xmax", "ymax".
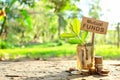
[
  {"xmin": 95, "ymin": 56, "xmax": 103, "ymax": 64},
  {"xmin": 89, "ymin": 66, "xmax": 96, "ymax": 74},
  {"xmin": 95, "ymin": 56, "xmax": 103, "ymax": 74},
  {"xmin": 96, "ymin": 64, "xmax": 103, "ymax": 74},
  {"xmin": 100, "ymin": 69, "xmax": 110, "ymax": 76},
  {"xmin": 81, "ymin": 69, "xmax": 89, "ymax": 76},
  {"xmin": 95, "ymin": 56, "xmax": 110, "ymax": 75}
]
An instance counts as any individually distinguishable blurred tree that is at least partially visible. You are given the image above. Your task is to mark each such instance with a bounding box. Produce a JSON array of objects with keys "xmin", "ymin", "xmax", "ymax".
[
  {"xmin": 28, "ymin": 1, "xmax": 58, "ymax": 43},
  {"xmin": 0, "ymin": 0, "xmax": 35, "ymax": 44},
  {"xmin": 43, "ymin": 0, "xmax": 81, "ymax": 38},
  {"xmin": 88, "ymin": 0, "xmax": 102, "ymax": 19}
]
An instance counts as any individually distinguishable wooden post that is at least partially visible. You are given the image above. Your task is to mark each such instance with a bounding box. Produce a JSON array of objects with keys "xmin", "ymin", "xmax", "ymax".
[
  {"xmin": 92, "ymin": 33, "xmax": 95, "ymax": 45},
  {"xmin": 91, "ymin": 32, "xmax": 95, "ymax": 67}
]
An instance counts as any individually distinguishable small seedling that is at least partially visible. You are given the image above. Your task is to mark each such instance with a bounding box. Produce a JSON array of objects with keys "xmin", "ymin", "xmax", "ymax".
[{"xmin": 60, "ymin": 18, "xmax": 88, "ymax": 45}]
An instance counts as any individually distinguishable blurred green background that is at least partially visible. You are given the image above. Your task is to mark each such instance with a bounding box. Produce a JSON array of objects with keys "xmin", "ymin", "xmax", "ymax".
[{"xmin": 0, "ymin": 0, "xmax": 120, "ymax": 60}]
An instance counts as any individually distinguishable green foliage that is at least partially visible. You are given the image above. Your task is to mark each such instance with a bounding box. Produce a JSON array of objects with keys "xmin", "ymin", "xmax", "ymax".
[
  {"xmin": 0, "ymin": 0, "xmax": 82, "ymax": 44},
  {"xmin": 44, "ymin": 0, "xmax": 81, "ymax": 38},
  {"xmin": 0, "ymin": 0, "xmax": 35, "ymax": 44},
  {"xmin": 0, "ymin": 44, "xmax": 120, "ymax": 60},
  {"xmin": 60, "ymin": 33, "xmax": 75, "ymax": 38},
  {"xmin": 0, "ymin": 39, "xmax": 15, "ymax": 49},
  {"xmin": 88, "ymin": 0, "xmax": 102, "ymax": 19},
  {"xmin": 1, "ymin": 0, "xmax": 118, "ymax": 52},
  {"xmin": 58, "ymin": 14, "xmax": 67, "ymax": 28},
  {"xmin": 81, "ymin": 31, "xmax": 88, "ymax": 42},
  {"xmin": 70, "ymin": 18, "xmax": 80, "ymax": 35},
  {"xmin": 0, "ymin": 40, "xmax": 7, "ymax": 49},
  {"xmin": 0, "ymin": 44, "xmax": 76, "ymax": 60},
  {"xmin": 68, "ymin": 38, "xmax": 82, "ymax": 44},
  {"xmin": 20, "ymin": 9, "xmax": 33, "ymax": 30},
  {"xmin": 95, "ymin": 45, "xmax": 120, "ymax": 59},
  {"xmin": 60, "ymin": 18, "xmax": 88, "ymax": 45},
  {"xmin": 18, "ymin": 0, "xmax": 35, "ymax": 7}
]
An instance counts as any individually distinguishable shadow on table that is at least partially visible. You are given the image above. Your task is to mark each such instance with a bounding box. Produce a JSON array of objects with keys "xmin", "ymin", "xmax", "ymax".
[{"xmin": 23, "ymin": 71, "xmax": 107, "ymax": 80}]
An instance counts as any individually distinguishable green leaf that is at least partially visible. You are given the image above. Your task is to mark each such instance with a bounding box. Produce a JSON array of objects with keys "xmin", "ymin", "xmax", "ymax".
[
  {"xmin": 81, "ymin": 30, "xmax": 88, "ymax": 42},
  {"xmin": 70, "ymin": 18, "xmax": 80, "ymax": 35},
  {"xmin": 68, "ymin": 38, "xmax": 82, "ymax": 44},
  {"xmin": 20, "ymin": 9, "xmax": 32, "ymax": 30},
  {"xmin": 60, "ymin": 33, "xmax": 75, "ymax": 38},
  {"xmin": 25, "ymin": 16, "xmax": 32, "ymax": 28},
  {"xmin": 9, "ymin": 0, "xmax": 16, "ymax": 8}
]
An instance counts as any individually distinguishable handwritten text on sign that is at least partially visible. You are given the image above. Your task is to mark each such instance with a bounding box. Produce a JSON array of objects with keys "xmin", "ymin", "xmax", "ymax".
[{"xmin": 81, "ymin": 17, "xmax": 108, "ymax": 34}]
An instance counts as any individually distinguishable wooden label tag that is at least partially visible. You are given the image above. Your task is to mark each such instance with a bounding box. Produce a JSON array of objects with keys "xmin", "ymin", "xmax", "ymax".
[{"xmin": 81, "ymin": 16, "xmax": 108, "ymax": 34}]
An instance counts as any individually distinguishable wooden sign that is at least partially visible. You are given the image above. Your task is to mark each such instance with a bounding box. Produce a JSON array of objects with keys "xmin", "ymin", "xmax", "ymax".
[{"xmin": 81, "ymin": 16, "xmax": 108, "ymax": 34}]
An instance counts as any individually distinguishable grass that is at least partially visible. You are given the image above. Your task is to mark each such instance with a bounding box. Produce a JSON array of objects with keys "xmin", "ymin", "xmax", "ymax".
[
  {"xmin": 0, "ymin": 43, "xmax": 120, "ymax": 60},
  {"xmin": 0, "ymin": 44, "xmax": 76, "ymax": 60},
  {"xmin": 95, "ymin": 45, "xmax": 120, "ymax": 59}
]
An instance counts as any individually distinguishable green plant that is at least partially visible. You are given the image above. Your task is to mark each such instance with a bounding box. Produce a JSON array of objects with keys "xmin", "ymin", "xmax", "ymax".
[
  {"xmin": 60, "ymin": 18, "xmax": 88, "ymax": 45},
  {"xmin": 0, "ymin": 39, "xmax": 7, "ymax": 49}
]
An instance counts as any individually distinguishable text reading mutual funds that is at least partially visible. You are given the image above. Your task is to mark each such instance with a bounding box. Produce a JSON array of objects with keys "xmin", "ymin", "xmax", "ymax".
[{"xmin": 81, "ymin": 17, "xmax": 108, "ymax": 34}]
